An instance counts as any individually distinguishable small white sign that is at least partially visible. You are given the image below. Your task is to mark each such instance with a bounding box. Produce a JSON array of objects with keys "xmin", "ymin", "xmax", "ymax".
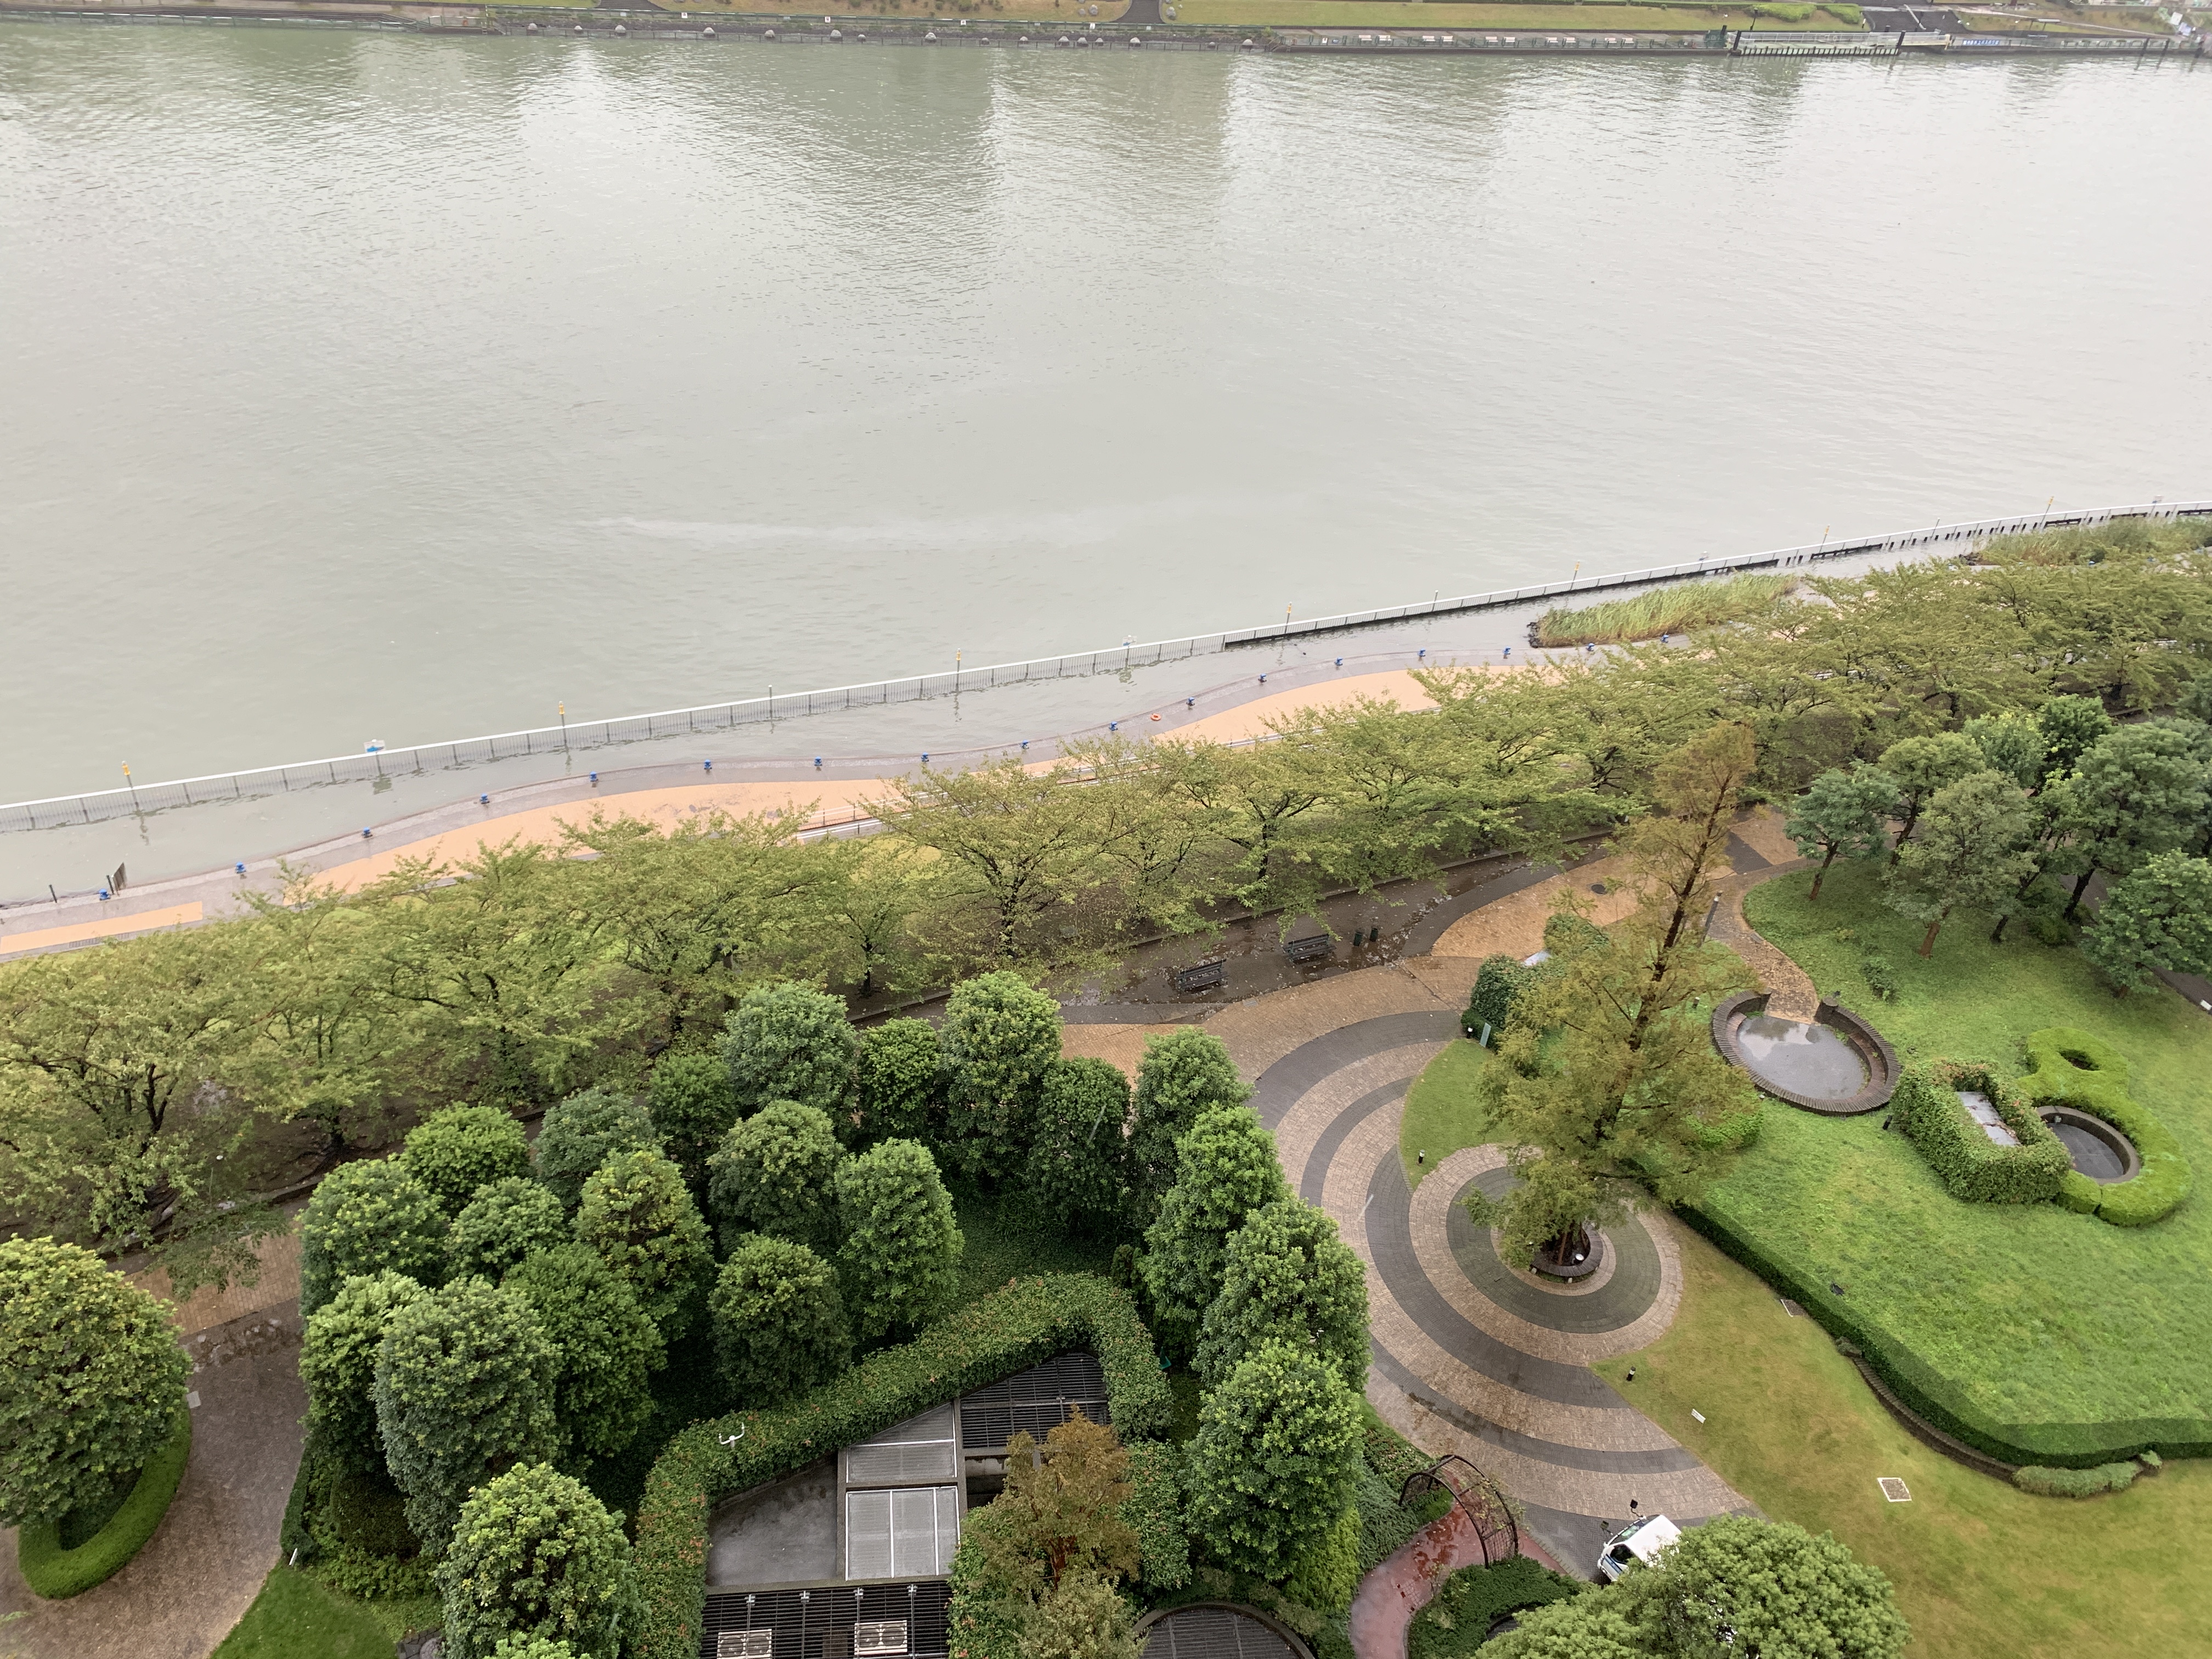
[{"xmin": 1690, "ymin": 1410, "xmax": 1705, "ymax": 1424}]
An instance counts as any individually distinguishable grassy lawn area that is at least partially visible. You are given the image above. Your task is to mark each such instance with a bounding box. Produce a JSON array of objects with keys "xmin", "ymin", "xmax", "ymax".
[
  {"xmin": 1699, "ymin": 862, "xmax": 2212, "ymax": 1460},
  {"xmin": 576, "ymin": 0, "xmax": 1136, "ymax": 17},
  {"xmin": 1400, "ymin": 1037, "xmax": 1492, "ymax": 1190},
  {"xmin": 1594, "ymin": 1227, "xmax": 2212, "ymax": 1659},
  {"xmin": 211, "ymin": 1565, "xmax": 436, "ymax": 1659},
  {"xmin": 1173, "ymin": 2, "xmax": 1857, "ymax": 30}
]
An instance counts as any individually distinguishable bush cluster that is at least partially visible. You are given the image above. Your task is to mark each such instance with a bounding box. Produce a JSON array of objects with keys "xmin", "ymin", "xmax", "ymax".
[
  {"xmin": 1463, "ymin": 955, "xmax": 1535, "ymax": 1041},
  {"xmin": 1890, "ymin": 1060, "xmax": 2069, "ymax": 1205},
  {"xmin": 13, "ymin": 1407, "xmax": 192, "ymax": 1600},
  {"xmin": 2012, "ymin": 1460, "xmax": 2145, "ymax": 1498},
  {"xmin": 2020, "ymin": 1027, "xmax": 2191, "ymax": 1227},
  {"xmin": 1406, "ymin": 1558, "xmax": 1586, "ymax": 1659}
]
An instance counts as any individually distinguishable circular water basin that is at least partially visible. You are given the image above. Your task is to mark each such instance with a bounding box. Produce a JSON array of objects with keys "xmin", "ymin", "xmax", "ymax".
[
  {"xmin": 2040, "ymin": 1107, "xmax": 2140, "ymax": 1184},
  {"xmin": 1734, "ymin": 1014, "xmax": 1870, "ymax": 1101}
]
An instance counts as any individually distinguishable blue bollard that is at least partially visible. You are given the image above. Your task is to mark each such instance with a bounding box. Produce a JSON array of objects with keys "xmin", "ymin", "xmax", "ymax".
[
  {"xmin": 1109, "ymin": 721, "xmax": 1118, "ymax": 732},
  {"xmin": 479, "ymin": 794, "xmax": 490, "ymax": 805},
  {"xmin": 1335, "ymin": 657, "xmax": 1343, "ymax": 668},
  {"xmin": 235, "ymin": 862, "xmax": 246, "ymax": 877},
  {"xmin": 589, "ymin": 771, "xmax": 599, "ymax": 785},
  {"xmin": 362, "ymin": 827, "xmax": 373, "ymax": 839},
  {"xmin": 704, "ymin": 760, "xmax": 713, "ymax": 772},
  {"xmin": 921, "ymin": 753, "xmax": 929, "ymax": 763}
]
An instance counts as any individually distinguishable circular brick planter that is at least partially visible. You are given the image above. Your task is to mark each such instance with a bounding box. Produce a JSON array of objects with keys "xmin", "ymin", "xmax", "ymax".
[{"xmin": 1711, "ymin": 991, "xmax": 1897, "ymax": 1116}]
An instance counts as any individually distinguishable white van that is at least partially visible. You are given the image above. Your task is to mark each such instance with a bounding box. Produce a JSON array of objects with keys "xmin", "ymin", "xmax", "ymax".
[{"xmin": 1596, "ymin": 1514, "xmax": 1682, "ymax": 1583}]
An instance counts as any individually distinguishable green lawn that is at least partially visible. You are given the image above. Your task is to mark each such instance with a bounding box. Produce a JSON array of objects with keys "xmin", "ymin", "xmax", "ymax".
[
  {"xmin": 1595, "ymin": 1227, "xmax": 2212, "ymax": 1659},
  {"xmin": 1699, "ymin": 863, "xmax": 2212, "ymax": 1459},
  {"xmin": 211, "ymin": 1566, "xmax": 436, "ymax": 1659},
  {"xmin": 1400, "ymin": 1038, "xmax": 1493, "ymax": 1190}
]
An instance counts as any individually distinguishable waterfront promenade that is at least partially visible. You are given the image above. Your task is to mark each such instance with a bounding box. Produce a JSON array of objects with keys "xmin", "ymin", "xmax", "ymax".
[{"xmin": 0, "ymin": 662, "xmax": 1441, "ymax": 961}]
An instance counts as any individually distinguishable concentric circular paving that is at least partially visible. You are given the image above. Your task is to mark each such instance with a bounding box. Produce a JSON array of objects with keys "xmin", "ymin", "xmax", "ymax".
[
  {"xmin": 1448, "ymin": 1169, "xmax": 1665, "ymax": 1335},
  {"xmin": 1244, "ymin": 992, "xmax": 1753, "ymax": 1570}
]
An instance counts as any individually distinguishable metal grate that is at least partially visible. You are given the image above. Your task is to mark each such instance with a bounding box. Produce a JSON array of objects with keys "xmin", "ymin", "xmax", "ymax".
[
  {"xmin": 1878, "ymin": 1478, "xmax": 1912, "ymax": 1503},
  {"xmin": 843, "ymin": 1406, "xmax": 956, "ymax": 1487},
  {"xmin": 958, "ymin": 1352, "xmax": 1108, "ymax": 1452},
  {"xmin": 702, "ymin": 1584, "xmax": 949, "ymax": 1659},
  {"xmin": 1141, "ymin": 1607, "xmax": 1304, "ymax": 1659},
  {"xmin": 845, "ymin": 1487, "xmax": 960, "ymax": 1581}
]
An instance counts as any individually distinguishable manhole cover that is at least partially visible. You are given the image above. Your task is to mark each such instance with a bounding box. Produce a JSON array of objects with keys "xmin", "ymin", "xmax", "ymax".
[{"xmin": 1878, "ymin": 1478, "xmax": 1911, "ymax": 1503}]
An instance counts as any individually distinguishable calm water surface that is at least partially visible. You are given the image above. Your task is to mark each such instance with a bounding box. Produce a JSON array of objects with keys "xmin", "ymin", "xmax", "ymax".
[{"xmin": 3, "ymin": 31, "xmax": 2209, "ymax": 843}]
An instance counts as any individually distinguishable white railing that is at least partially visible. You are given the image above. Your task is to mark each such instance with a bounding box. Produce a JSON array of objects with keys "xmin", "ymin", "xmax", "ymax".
[{"xmin": 3, "ymin": 498, "xmax": 2204, "ymax": 834}]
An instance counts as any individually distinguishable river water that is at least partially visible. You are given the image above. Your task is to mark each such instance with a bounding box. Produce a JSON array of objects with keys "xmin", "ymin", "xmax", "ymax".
[{"xmin": 2, "ymin": 28, "xmax": 2208, "ymax": 889}]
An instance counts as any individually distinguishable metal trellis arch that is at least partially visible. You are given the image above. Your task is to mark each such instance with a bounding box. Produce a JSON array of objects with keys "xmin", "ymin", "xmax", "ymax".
[{"xmin": 1398, "ymin": 1454, "xmax": 1519, "ymax": 1566}]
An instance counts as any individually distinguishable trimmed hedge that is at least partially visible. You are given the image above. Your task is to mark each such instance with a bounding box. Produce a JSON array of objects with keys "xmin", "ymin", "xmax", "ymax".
[
  {"xmin": 1680, "ymin": 1197, "xmax": 2212, "ymax": 1466},
  {"xmin": 1891, "ymin": 1060, "xmax": 2069, "ymax": 1205},
  {"xmin": 1463, "ymin": 956, "xmax": 1534, "ymax": 1041},
  {"xmin": 17, "ymin": 1407, "xmax": 191, "ymax": 1599},
  {"xmin": 1406, "ymin": 1557, "xmax": 1586, "ymax": 1659},
  {"xmin": 2020, "ymin": 1027, "xmax": 2192, "ymax": 1227},
  {"xmin": 630, "ymin": 1274, "xmax": 1170, "ymax": 1659},
  {"xmin": 2013, "ymin": 1460, "xmax": 2142, "ymax": 1499}
]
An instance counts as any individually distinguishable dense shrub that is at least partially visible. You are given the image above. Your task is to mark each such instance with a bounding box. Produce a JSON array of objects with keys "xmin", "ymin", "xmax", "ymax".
[
  {"xmin": 720, "ymin": 980, "xmax": 856, "ymax": 1121},
  {"xmin": 575, "ymin": 1148, "xmax": 714, "ymax": 1343},
  {"xmin": 2012, "ymin": 1460, "xmax": 2142, "ymax": 1498},
  {"xmin": 2021, "ymin": 1026, "xmax": 2191, "ymax": 1227},
  {"xmin": 1141, "ymin": 1107, "xmax": 1289, "ymax": 1338},
  {"xmin": 534, "ymin": 1088, "xmax": 665, "ymax": 1212},
  {"xmin": 1406, "ymin": 1558, "xmax": 1587, "ymax": 1659},
  {"xmin": 505, "ymin": 1244, "xmax": 665, "ymax": 1464},
  {"xmin": 1184, "ymin": 1341, "xmax": 1362, "ymax": 1582},
  {"xmin": 630, "ymin": 1274, "xmax": 1169, "ymax": 1659},
  {"xmin": 0, "ymin": 1237, "xmax": 191, "ymax": 1530},
  {"xmin": 13, "ymin": 1407, "xmax": 190, "ymax": 1599},
  {"xmin": 404, "ymin": 1104, "xmax": 534, "ymax": 1216},
  {"xmin": 645, "ymin": 1052, "xmax": 741, "ymax": 1189},
  {"xmin": 1128, "ymin": 1029, "xmax": 1251, "ymax": 1217},
  {"xmin": 1860, "ymin": 951, "xmax": 1899, "ymax": 1001},
  {"xmin": 1890, "ymin": 1060, "xmax": 2069, "ymax": 1204},
  {"xmin": 1195, "ymin": 1198, "xmax": 1368, "ymax": 1392},
  {"xmin": 835, "ymin": 1137, "xmax": 964, "ymax": 1342},
  {"xmin": 449, "ymin": 1178, "xmax": 569, "ymax": 1283},
  {"xmin": 1352, "ymin": 1469, "xmax": 1422, "ymax": 1572},
  {"xmin": 301, "ymin": 1269, "xmax": 430, "ymax": 1472},
  {"xmin": 438, "ymin": 1462, "xmax": 637, "ymax": 1659},
  {"xmin": 1023, "ymin": 1058, "xmax": 1136, "ymax": 1235},
  {"xmin": 1279, "ymin": 1504, "xmax": 1361, "ymax": 1614},
  {"xmin": 709, "ymin": 1235, "xmax": 851, "ymax": 1408},
  {"xmin": 854, "ymin": 1017, "xmax": 946, "ymax": 1148},
  {"xmin": 706, "ymin": 1102, "xmax": 845, "ymax": 1256},
  {"xmin": 1464, "ymin": 954, "xmax": 1534, "ymax": 1040},
  {"xmin": 300, "ymin": 1158, "xmax": 448, "ymax": 1316},
  {"xmin": 1120, "ymin": 1438, "xmax": 1189, "ymax": 1591},
  {"xmin": 375, "ymin": 1277, "xmax": 561, "ymax": 1553},
  {"xmin": 941, "ymin": 972, "xmax": 1063, "ymax": 1182}
]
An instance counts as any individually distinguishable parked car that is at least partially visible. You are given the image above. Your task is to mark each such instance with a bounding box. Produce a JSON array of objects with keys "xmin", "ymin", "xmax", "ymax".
[{"xmin": 1596, "ymin": 1514, "xmax": 1681, "ymax": 1583}]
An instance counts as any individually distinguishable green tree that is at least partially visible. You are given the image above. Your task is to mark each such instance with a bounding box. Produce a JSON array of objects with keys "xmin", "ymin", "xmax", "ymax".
[
  {"xmin": 2036, "ymin": 693, "xmax": 2115, "ymax": 776},
  {"xmin": 963, "ymin": 1410, "xmax": 1142, "ymax": 1659},
  {"xmin": 403, "ymin": 1103, "xmax": 533, "ymax": 1217},
  {"xmin": 1876, "ymin": 732, "xmax": 1983, "ymax": 864},
  {"xmin": 300, "ymin": 1269, "xmax": 428, "ymax": 1474},
  {"xmin": 1474, "ymin": 723, "xmax": 1761, "ymax": 1267},
  {"xmin": 1965, "ymin": 710, "xmax": 2049, "ymax": 791},
  {"xmin": 2082, "ymin": 851, "xmax": 2212, "ymax": 993},
  {"xmin": 2056, "ymin": 720, "xmax": 2211, "ymax": 919},
  {"xmin": 504, "ymin": 1244, "xmax": 665, "ymax": 1463},
  {"xmin": 356, "ymin": 842, "xmax": 615, "ymax": 1106},
  {"xmin": 1140, "ymin": 1107, "xmax": 1289, "ymax": 1340},
  {"xmin": 0, "ymin": 1237, "xmax": 189, "ymax": 1529},
  {"xmin": 1127, "ymin": 1029, "xmax": 1251, "ymax": 1221},
  {"xmin": 487, "ymin": 1639, "xmax": 582, "ymax": 1659},
  {"xmin": 1784, "ymin": 763, "xmax": 1899, "ymax": 900},
  {"xmin": 1018, "ymin": 1571, "xmax": 1139, "ymax": 1659},
  {"xmin": 1184, "ymin": 1341, "xmax": 1362, "ymax": 1582},
  {"xmin": 1885, "ymin": 771, "xmax": 2038, "ymax": 956},
  {"xmin": 1023, "ymin": 1058, "xmax": 1135, "ymax": 1235},
  {"xmin": 644, "ymin": 1052, "xmax": 738, "ymax": 1192},
  {"xmin": 706, "ymin": 1101, "xmax": 846, "ymax": 1256},
  {"xmin": 1464, "ymin": 955, "xmax": 1536, "ymax": 1042},
  {"xmin": 834, "ymin": 1138, "xmax": 963, "ymax": 1342},
  {"xmin": 720, "ymin": 980, "xmax": 856, "ymax": 1121},
  {"xmin": 854, "ymin": 1017, "xmax": 946, "ymax": 1150},
  {"xmin": 707, "ymin": 1234, "xmax": 851, "ymax": 1407},
  {"xmin": 573, "ymin": 1148, "xmax": 713, "ymax": 1344},
  {"xmin": 448, "ymin": 1178, "xmax": 569, "ymax": 1283},
  {"xmin": 374, "ymin": 1277, "xmax": 560, "ymax": 1553},
  {"xmin": 825, "ymin": 839, "xmax": 932, "ymax": 999},
  {"xmin": 437, "ymin": 1460, "xmax": 637, "ymax": 1659},
  {"xmin": 2179, "ymin": 670, "xmax": 2212, "ymax": 727},
  {"xmin": 942, "ymin": 971, "xmax": 1063, "ymax": 1182},
  {"xmin": 1195, "ymin": 1199, "xmax": 1367, "ymax": 1392},
  {"xmin": 0, "ymin": 927, "xmax": 283, "ymax": 1295},
  {"xmin": 533, "ymin": 1087, "xmax": 664, "ymax": 1213},
  {"xmin": 300, "ymin": 1158, "xmax": 448, "ymax": 1316}
]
